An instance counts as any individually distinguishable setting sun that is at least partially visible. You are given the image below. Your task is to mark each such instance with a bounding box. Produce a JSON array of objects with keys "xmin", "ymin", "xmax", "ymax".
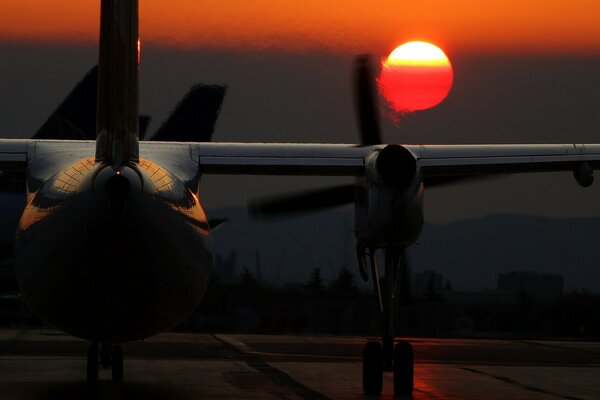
[{"xmin": 378, "ymin": 41, "xmax": 453, "ymax": 112}]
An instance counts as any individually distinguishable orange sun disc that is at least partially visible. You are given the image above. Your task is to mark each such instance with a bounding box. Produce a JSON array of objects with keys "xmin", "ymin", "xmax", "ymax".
[{"xmin": 378, "ymin": 41, "xmax": 453, "ymax": 112}]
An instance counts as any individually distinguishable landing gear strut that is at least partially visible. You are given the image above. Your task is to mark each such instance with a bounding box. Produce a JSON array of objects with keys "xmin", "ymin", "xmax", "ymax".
[
  {"xmin": 361, "ymin": 247, "xmax": 414, "ymax": 395},
  {"xmin": 86, "ymin": 342, "xmax": 124, "ymax": 381}
]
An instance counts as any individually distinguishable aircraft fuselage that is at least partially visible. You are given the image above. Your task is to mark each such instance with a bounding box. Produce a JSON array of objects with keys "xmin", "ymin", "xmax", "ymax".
[{"xmin": 14, "ymin": 157, "xmax": 212, "ymax": 343}]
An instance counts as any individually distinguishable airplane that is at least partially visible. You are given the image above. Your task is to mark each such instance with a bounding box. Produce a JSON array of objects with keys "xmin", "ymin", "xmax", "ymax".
[
  {"xmin": 0, "ymin": 65, "xmax": 225, "ymax": 260},
  {"xmin": 1, "ymin": 0, "xmax": 599, "ymax": 395}
]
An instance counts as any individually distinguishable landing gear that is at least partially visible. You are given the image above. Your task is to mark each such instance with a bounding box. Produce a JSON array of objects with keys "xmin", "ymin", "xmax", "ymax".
[
  {"xmin": 87, "ymin": 343, "xmax": 99, "ymax": 381},
  {"xmin": 112, "ymin": 345, "xmax": 124, "ymax": 381},
  {"xmin": 86, "ymin": 342, "xmax": 124, "ymax": 381},
  {"xmin": 362, "ymin": 341, "xmax": 383, "ymax": 394},
  {"xmin": 100, "ymin": 343, "xmax": 112, "ymax": 368},
  {"xmin": 360, "ymin": 246, "xmax": 414, "ymax": 395},
  {"xmin": 394, "ymin": 341, "xmax": 414, "ymax": 394}
]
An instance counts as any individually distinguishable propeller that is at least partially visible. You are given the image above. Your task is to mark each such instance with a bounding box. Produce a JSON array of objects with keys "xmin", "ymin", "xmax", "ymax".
[
  {"xmin": 248, "ymin": 55, "xmax": 381, "ymax": 219},
  {"xmin": 249, "ymin": 184, "xmax": 356, "ymax": 219},
  {"xmin": 354, "ymin": 54, "xmax": 382, "ymax": 145}
]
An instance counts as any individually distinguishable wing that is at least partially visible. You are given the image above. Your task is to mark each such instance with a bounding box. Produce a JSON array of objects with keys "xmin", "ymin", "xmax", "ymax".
[
  {"xmin": 190, "ymin": 142, "xmax": 367, "ymax": 175},
  {"xmin": 0, "ymin": 140, "xmax": 28, "ymax": 172},
  {"xmin": 409, "ymin": 144, "xmax": 600, "ymax": 177},
  {"xmin": 190, "ymin": 142, "xmax": 600, "ymax": 183},
  {"xmin": 3, "ymin": 140, "xmax": 600, "ymax": 182}
]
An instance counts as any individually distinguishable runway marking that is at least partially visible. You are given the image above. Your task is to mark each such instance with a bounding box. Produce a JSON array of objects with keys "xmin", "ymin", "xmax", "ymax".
[
  {"xmin": 213, "ymin": 334, "xmax": 331, "ymax": 400},
  {"xmin": 515, "ymin": 340, "xmax": 600, "ymax": 356},
  {"xmin": 210, "ymin": 335, "xmax": 600, "ymax": 367},
  {"xmin": 461, "ymin": 367, "xmax": 586, "ymax": 400},
  {"xmin": 213, "ymin": 334, "xmax": 360, "ymax": 361}
]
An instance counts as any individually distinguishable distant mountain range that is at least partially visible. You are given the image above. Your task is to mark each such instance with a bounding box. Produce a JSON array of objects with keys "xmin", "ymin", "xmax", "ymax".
[{"xmin": 207, "ymin": 207, "xmax": 600, "ymax": 293}]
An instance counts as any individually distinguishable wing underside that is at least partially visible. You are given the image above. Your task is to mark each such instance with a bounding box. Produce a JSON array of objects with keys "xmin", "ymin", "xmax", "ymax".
[{"xmin": 2, "ymin": 140, "xmax": 600, "ymax": 180}]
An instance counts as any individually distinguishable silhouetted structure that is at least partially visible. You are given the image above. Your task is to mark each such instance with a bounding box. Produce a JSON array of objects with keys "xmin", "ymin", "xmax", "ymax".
[
  {"xmin": 306, "ymin": 267, "xmax": 324, "ymax": 292},
  {"xmin": 498, "ymin": 271, "xmax": 563, "ymax": 303},
  {"xmin": 152, "ymin": 84, "xmax": 226, "ymax": 142},
  {"xmin": 414, "ymin": 270, "xmax": 445, "ymax": 300}
]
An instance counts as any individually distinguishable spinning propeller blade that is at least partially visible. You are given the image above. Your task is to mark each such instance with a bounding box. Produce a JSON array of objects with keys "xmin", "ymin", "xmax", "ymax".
[
  {"xmin": 249, "ymin": 184, "xmax": 355, "ymax": 219},
  {"xmin": 247, "ymin": 55, "xmax": 383, "ymax": 218},
  {"xmin": 354, "ymin": 54, "xmax": 382, "ymax": 146}
]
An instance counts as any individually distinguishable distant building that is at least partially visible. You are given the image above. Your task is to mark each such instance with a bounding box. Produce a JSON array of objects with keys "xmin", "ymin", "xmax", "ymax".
[
  {"xmin": 444, "ymin": 290, "xmax": 515, "ymax": 305},
  {"xmin": 414, "ymin": 270, "xmax": 446, "ymax": 300},
  {"xmin": 497, "ymin": 271, "xmax": 563, "ymax": 303}
]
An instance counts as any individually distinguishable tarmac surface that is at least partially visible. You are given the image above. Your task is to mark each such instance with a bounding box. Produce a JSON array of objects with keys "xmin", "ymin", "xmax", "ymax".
[{"xmin": 0, "ymin": 328, "xmax": 599, "ymax": 399}]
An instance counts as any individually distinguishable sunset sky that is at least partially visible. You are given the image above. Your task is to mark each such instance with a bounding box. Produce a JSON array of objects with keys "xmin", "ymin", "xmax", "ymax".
[
  {"xmin": 1, "ymin": 1, "xmax": 600, "ymax": 224},
  {"xmin": 1, "ymin": 1, "xmax": 600, "ymax": 54},
  {"xmin": 2, "ymin": 1, "xmax": 600, "ymax": 290}
]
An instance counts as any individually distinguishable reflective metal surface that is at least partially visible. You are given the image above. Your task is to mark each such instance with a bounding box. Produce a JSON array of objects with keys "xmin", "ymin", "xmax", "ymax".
[{"xmin": 15, "ymin": 156, "xmax": 212, "ymax": 343}]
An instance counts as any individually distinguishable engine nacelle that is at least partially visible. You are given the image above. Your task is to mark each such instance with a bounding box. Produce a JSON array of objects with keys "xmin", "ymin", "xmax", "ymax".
[
  {"xmin": 367, "ymin": 145, "xmax": 417, "ymax": 189},
  {"xmin": 355, "ymin": 146, "xmax": 423, "ymax": 249}
]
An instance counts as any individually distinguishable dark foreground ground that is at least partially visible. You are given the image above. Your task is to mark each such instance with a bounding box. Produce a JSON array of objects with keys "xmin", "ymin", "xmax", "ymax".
[{"xmin": 0, "ymin": 328, "xmax": 598, "ymax": 399}]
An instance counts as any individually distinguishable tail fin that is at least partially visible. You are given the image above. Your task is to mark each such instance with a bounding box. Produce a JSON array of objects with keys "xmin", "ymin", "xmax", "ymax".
[
  {"xmin": 95, "ymin": 0, "xmax": 140, "ymax": 166},
  {"xmin": 151, "ymin": 85, "xmax": 227, "ymax": 142},
  {"xmin": 34, "ymin": 66, "xmax": 99, "ymax": 140}
]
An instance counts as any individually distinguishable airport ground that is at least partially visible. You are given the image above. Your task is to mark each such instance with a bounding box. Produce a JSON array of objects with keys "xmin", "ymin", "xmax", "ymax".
[{"xmin": 0, "ymin": 328, "xmax": 599, "ymax": 399}]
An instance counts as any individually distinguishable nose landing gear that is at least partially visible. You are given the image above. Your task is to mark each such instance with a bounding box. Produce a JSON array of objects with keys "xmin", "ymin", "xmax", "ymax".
[
  {"xmin": 86, "ymin": 342, "xmax": 124, "ymax": 381},
  {"xmin": 360, "ymin": 247, "xmax": 414, "ymax": 395}
]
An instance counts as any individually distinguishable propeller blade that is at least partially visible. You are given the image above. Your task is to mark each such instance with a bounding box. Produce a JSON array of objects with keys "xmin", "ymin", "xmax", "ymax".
[
  {"xmin": 249, "ymin": 184, "xmax": 355, "ymax": 219},
  {"xmin": 354, "ymin": 54, "xmax": 382, "ymax": 145}
]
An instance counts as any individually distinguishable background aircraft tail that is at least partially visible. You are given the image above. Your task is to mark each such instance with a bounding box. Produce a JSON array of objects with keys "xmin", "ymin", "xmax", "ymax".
[
  {"xmin": 151, "ymin": 84, "xmax": 227, "ymax": 142},
  {"xmin": 34, "ymin": 66, "xmax": 99, "ymax": 140}
]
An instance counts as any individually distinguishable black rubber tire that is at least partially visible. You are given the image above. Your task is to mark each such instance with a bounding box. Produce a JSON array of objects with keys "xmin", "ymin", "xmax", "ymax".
[
  {"xmin": 100, "ymin": 343, "xmax": 111, "ymax": 368},
  {"xmin": 362, "ymin": 341, "xmax": 383, "ymax": 395},
  {"xmin": 87, "ymin": 343, "xmax": 99, "ymax": 381},
  {"xmin": 393, "ymin": 341, "xmax": 414, "ymax": 395},
  {"xmin": 111, "ymin": 345, "xmax": 124, "ymax": 381}
]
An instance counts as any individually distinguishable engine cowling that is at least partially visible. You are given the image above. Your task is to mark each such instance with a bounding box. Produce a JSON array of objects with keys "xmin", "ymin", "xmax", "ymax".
[
  {"xmin": 355, "ymin": 145, "xmax": 423, "ymax": 249},
  {"xmin": 373, "ymin": 145, "xmax": 417, "ymax": 189}
]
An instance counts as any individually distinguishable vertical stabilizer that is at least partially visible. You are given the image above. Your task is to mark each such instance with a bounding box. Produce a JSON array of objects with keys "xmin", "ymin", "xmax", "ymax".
[{"xmin": 96, "ymin": 0, "xmax": 139, "ymax": 166}]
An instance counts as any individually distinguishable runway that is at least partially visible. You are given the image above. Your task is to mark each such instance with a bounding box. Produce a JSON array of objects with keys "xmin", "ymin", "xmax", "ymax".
[{"xmin": 0, "ymin": 329, "xmax": 598, "ymax": 399}]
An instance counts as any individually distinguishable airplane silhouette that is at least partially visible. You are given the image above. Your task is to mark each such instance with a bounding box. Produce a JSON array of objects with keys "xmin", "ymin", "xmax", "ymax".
[{"xmin": 0, "ymin": 0, "xmax": 598, "ymax": 395}]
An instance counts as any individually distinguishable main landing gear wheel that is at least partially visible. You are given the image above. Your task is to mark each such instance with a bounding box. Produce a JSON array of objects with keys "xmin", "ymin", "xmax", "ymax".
[
  {"xmin": 360, "ymin": 246, "xmax": 415, "ymax": 395},
  {"xmin": 111, "ymin": 345, "xmax": 124, "ymax": 381},
  {"xmin": 87, "ymin": 343, "xmax": 124, "ymax": 381},
  {"xmin": 362, "ymin": 341, "xmax": 383, "ymax": 395},
  {"xmin": 393, "ymin": 341, "xmax": 414, "ymax": 395},
  {"xmin": 100, "ymin": 343, "xmax": 112, "ymax": 369},
  {"xmin": 87, "ymin": 343, "xmax": 99, "ymax": 381}
]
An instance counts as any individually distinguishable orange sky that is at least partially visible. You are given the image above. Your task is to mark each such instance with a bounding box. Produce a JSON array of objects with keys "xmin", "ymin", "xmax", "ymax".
[{"xmin": 1, "ymin": 1, "xmax": 600, "ymax": 54}]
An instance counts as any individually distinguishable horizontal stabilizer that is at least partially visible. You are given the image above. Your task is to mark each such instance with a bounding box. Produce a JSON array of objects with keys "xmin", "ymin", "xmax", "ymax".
[{"xmin": 0, "ymin": 140, "xmax": 28, "ymax": 172}]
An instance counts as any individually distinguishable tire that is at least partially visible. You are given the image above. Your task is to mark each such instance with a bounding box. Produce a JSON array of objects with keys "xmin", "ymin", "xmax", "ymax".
[
  {"xmin": 101, "ymin": 343, "xmax": 111, "ymax": 368},
  {"xmin": 393, "ymin": 341, "xmax": 414, "ymax": 395},
  {"xmin": 87, "ymin": 343, "xmax": 99, "ymax": 382},
  {"xmin": 112, "ymin": 345, "xmax": 124, "ymax": 381},
  {"xmin": 362, "ymin": 341, "xmax": 383, "ymax": 394}
]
